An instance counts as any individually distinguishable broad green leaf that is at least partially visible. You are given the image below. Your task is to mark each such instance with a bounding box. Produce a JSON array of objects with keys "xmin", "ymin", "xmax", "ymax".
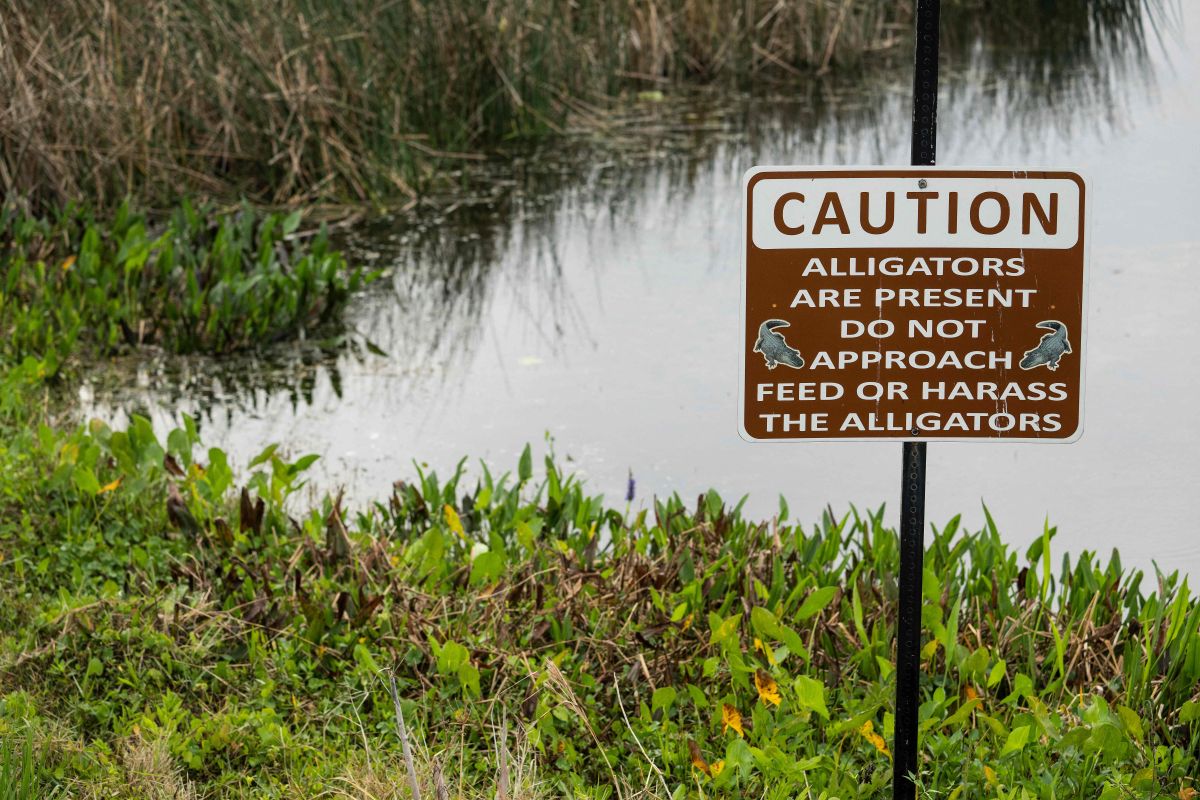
[
  {"xmin": 515, "ymin": 521, "xmax": 535, "ymax": 550},
  {"xmin": 1057, "ymin": 725, "xmax": 1091, "ymax": 751},
  {"xmin": 282, "ymin": 210, "xmax": 303, "ymax": 235},
  {"xmin": 249, "ymin": 443, "xmax": 279, "ymax": 468},
  {"xmin": 922, "ymin": 567, "xmax": 941, "ymax": 601},
  {"xmin": 72, "ymin": 466, "xmax": 100, "ymax": 495},
  {"xmin": 518, "ymin": 444, "xmax": 532, "ymax": 483},
  {"xmin": 470, "ymin": 550, "xmax": 505, "ymax": 584},
  {"xmin": 436, "ymin": 640, "xmax": 469, "ymax": 674},
  {"xmin": 1001, "ymin": 725, "xmax": 1032, "ymax": 756},
  {"xmin": 795, "ymin": 586, "xmax": 838, "ymax": 621},
  {"xmin": 987, "ymin": 660, "xmax": 1007, "ymax": 688},
  {"xmin": 1088, "ymin": 723, "xmax": 1128, "ymax": 761},
  {"xmin": 709, "ymin": 613, "xmax": 740, "ymax": 645},
  {"xmin": 651, "ymin": 686, "xmax": 677, "ymax": 714},
  {"xmin": 459, "ymin": 662, "xmax": 481, "ymax": 697},
  {"xmin": 353, "ymin": 643, "xmax": 380, "ymax": 674},
  {"xmin": 941, "ymin": 698, "xmax": 982, "ymax": 729},
  {"xmin": 1116, "ymin": 705, "xmax": 1143, "ymax": 742},
  {"xmin": 963, "ymin": 647, "xmax": 989, "ymax": 676},
  {"xmin": 750, "ymin": 606, "xmax": 807, "ymax": 659},
  {"xmin": 794, "ymin": 675, "xmax": 829, "ymax": 720}
]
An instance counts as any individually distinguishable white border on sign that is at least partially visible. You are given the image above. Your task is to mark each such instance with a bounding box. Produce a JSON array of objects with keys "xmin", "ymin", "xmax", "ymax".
[{"xmin": 736, "ymin": 165, "xmax": 1091, "ymax": 444}]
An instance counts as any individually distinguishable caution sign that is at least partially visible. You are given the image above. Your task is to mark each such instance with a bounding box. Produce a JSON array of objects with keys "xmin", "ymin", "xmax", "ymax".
[{"xmin": 740, "ymin": 168, "xmax": 1087, "ymax": 441}]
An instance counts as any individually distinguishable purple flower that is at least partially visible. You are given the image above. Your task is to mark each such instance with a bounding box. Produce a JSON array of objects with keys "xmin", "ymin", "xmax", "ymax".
[{"xmin": 625, "ymin": 470, "xmax": 636, "ymax": 503}]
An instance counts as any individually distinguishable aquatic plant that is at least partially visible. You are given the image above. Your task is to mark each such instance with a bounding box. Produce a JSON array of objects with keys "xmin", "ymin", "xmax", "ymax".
[
  {"xmin": 0, "ymin": 201, "xmax": 376, "ymax": 365},
  {"xmin": 0, "ymin": 357, "xmax": 1196, "ymax": 797},
  {"xmin": 0, "ymin": 0, "xmax": 1164, "ymax": 212}
]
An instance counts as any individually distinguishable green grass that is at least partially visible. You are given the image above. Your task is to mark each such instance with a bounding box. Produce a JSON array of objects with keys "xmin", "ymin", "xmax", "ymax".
[
  {"xmin": 0, "ymin": 728, "xmax": 57, "ymax": 800},
  {"xmin": 0, "ymin": 355, "xmax": 1197, "ymax": 798},
  {"xmin": 0, "ymin": 201, "xmax": 376, "ymax": 368}
]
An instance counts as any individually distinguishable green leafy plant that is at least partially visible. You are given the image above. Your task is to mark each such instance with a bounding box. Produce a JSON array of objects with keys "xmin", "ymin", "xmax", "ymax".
[
  {"xmin": 1, "ymin": 358, "xmax": 1197, "ymax": 797},
  {"xmin": 0, "ymin": 200, "xmax": 377, "ymax": 366}
]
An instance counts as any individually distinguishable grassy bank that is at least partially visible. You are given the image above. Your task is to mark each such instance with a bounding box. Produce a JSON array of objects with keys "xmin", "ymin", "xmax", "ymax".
[
  {"xmin": 0, "ymin": 352, "xmax": 1198, "ymax": 798},
  {"xmin": 0, "ymin": 0, "xmax": 1160, "ymax": 213}
]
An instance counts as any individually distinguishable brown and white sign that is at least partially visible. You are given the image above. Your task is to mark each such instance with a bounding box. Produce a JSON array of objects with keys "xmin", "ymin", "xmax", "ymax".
[{"xmin": 740, "ymin": 167, "xmax": 1087, "ymax": 441}]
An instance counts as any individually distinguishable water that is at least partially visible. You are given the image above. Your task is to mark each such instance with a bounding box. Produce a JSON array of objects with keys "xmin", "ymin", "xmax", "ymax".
[{"xmin": 82, "ymin": 3, "xmax": 1200, "ymax": 575}]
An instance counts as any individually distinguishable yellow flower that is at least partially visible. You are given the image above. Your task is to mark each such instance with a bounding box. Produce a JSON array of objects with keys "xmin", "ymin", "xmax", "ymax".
[
  {"xmin": 754, "ymin": 669, "xmax": 781, "ymax": 707},
  {"xmin": 710, "ymin": 760, "xmax": 725, "ymax": 777},
  {"xmin": 98, "ymin": 477, "xmax": 122, "ymax": 494},
  {"xmin": 721, "ymin": 703, "xmax": 744, "ymax": 737},
  {"xmin": 984, "ymin": 765, "xmax": 998, "ymax": 786},
  {"xmin": 687, "ymin": 740, "xmax": 710, "ymax": 776},
  {"xmin": 444, "ymin": 504, "xmax": 465, "ymax": 538},
  {"xmin": 859, "ymin": 720, "xmax": 891, "ymax": 758}
]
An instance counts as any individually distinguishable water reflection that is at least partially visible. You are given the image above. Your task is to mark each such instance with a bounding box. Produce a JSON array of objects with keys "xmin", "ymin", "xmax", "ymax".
[{"xmin": 82, "ymin": 1, "xmax": 1199, "ymax": 573}]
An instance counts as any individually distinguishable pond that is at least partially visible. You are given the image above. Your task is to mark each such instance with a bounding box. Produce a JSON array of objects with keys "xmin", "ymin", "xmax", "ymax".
[{"xmin": 82, "ymin": 2, "xmax": 1200, "ymax": 575}]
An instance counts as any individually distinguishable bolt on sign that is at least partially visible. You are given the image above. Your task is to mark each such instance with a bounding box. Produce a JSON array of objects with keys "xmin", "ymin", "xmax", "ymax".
[{"xmin": 740, "ymin": 167, "xmax": 1087, "ymax": 441}]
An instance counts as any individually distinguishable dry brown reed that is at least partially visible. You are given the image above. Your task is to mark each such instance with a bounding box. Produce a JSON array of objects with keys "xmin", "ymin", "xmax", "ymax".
[{"xmin": 0, "ymin": 0, "xmax": 913, "ymax": 214}]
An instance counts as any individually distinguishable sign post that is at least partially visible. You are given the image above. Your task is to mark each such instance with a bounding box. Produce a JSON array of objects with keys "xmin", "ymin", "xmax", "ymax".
[
  {"xmin": 897, "ymin": 3, "xmax": 940, "ymax": 798},
  {"xmin": 739, "ymin": 4, "xmax": 1088, "ymax": 796}
]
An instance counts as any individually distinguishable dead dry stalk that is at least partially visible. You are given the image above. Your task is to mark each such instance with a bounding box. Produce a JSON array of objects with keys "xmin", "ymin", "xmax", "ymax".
[{"xmin": 389, "ymin": 674, "xmax": 423, "ymax": 800}]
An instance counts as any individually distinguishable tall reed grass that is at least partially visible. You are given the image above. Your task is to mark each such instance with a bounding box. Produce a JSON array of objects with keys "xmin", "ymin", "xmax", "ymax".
[
  {"xmin": 0, "ymin": 0, "xmax": 905, "ymax": 212},
  {"xmin": 0, "ymin": 0, "xmax": 1165, "ymax": 212}
]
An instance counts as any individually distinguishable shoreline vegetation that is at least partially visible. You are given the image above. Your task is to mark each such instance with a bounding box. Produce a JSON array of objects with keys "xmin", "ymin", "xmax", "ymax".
[
  {"xmin": 0, "ymin": 0, "xmax": 913, "ymax": 213},
  {"xmin": 1, "ymin": 0, "xmax": 1195, "ymax": 796},
  {"xmin": 0, "ymin": 354, "xmax": 1198, "ymax": 797},
  {"xmin": 0, "ymin": 0, "xmax": 1162, "ymax": 214},
  {"xmin": 0, "ymin": 202, "xmax": 378, "ymax": 369}
]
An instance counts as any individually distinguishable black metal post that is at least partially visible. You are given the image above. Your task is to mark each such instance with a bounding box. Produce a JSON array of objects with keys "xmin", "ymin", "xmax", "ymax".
[
  {"xmin": 895, "ymin": 441, "xmax": 927, "ymax": 799},
  {"xmin": 910, "ymin": 0, "xmax": 941, "ymax": 168},
  {"xmin": 895, "ymin": 2, "xmax": 939, "ymax": 799}
]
